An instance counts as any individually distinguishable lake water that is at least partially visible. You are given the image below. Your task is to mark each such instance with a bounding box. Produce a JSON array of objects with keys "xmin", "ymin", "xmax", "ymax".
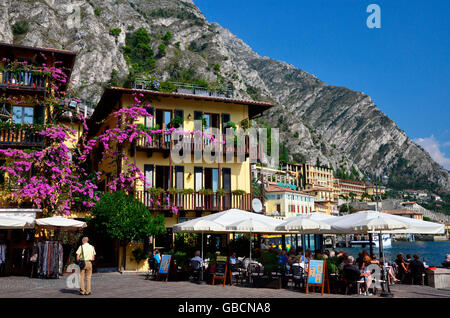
[{"xmin": 336, "ymin": 240, "xmax": 450, "ymax": 267}]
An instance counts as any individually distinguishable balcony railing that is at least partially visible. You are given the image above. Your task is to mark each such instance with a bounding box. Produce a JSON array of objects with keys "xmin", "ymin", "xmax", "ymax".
[
  {"xmin": 133, "ymin": 79, "xmax": 234, "ymax": 99},
  {"xmin": 0, "ymin": 128, "xmax": 44, "ymax": 148},
  {"xmin": 135, "ymin": 191, "xmax": 253, "ymax": 212},
  {"xmin": 136, "ymin": 133, "xmax": 249, "ymax": 156},
  {"xmin": 0, "ymin": 71, "xmax": 47, "ymax": 90}
]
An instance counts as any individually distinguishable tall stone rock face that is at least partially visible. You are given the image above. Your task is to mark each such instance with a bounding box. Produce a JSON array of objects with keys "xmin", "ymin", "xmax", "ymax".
[{"xmin": 1, "ymin": 0, "xmax": 449, "ymax": 193}]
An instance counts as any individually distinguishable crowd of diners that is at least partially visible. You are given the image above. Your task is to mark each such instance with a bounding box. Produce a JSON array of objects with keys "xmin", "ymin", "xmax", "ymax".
[{"xmin": 148, "ymin": 244, "xmax": 449, "ymax": 295}]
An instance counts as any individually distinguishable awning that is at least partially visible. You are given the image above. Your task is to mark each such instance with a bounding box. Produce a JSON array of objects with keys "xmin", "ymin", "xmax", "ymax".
[
  {"xmin": 35, "ymin": 216, "xmax": 86, "ymax": 230},
  {"xmin": 0, "ymin": 209, "xmax": 39, "ymax": 229},
  {"xmin": 173, "ymin": 208, "xmax": 286, "ymax": 234}
]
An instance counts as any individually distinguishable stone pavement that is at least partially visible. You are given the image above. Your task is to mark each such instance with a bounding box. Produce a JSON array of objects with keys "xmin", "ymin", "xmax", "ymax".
[{"xmin": 0, "ymin": 272, "xmax": 449, "ymax": 298}]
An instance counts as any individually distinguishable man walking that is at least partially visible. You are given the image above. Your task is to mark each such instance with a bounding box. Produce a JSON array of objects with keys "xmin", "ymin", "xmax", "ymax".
[{"xmin": 76, "ymin": 237, "xmax": 96, "ymax": 295}]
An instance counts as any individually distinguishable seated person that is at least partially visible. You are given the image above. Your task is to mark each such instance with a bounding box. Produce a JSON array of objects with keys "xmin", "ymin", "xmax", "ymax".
[
  {"xmin": 279, "ymin": 250, "xmax": 289, "ymax": 265},
  {"xmin": 153, "ymin": 249, "xmax": 161, "ymax": 271},
  {"xmin": 360, "ymin": 255, "xmax": 373, "ymax": 295},
  {"xmin": 229, "ymin": 252, "xmax": 238, "ymax": 265},
  {"xmin": 342, "ymin": 256, "xmax": 372, "ymax": 295},
  {"xmin": 409, "ymin": 254, "xmax": 425, "ymax": 285},
  {"xmin": 443, "ymin": 254, "xmax": 450, "ymax": 269},
  {"xmin": 342, "ymin": 256, "xmax": 361, "ymax": 282},
  {"xmin": 191, "ymin": 250, "xmax": 204, "ymax": 268},
  {"xmin": 370, "ymin": 254, "xmax": 380, "ymax": 265}
]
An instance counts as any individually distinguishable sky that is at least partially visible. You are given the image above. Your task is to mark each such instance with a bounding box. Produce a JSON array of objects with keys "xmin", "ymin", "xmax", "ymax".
[{"xmin": 193, "ymin": 0, "xmax": 450, "ymax": 170}]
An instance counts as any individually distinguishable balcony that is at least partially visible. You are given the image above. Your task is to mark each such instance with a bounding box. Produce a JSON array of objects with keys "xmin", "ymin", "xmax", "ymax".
[
  {"xmin": 136, "ymin": 133, "xmax": 249, "ymax": 157},
  {"xmin": 0, "ymin": 128, "xmax": 44, "ymax": 148},
  {"xmin": 133, "ymin": 79, "xmax": 234, "ymax": 99},
  {"xmin": 135, "ymin": 191, "xmax": 253, "ymax": 214},
  {"xmin": 0, "ymin": 71, "xmax": 47, "ymax": 91}
]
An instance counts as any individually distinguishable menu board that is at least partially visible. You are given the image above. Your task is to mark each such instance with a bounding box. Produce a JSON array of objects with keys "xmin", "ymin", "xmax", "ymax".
[
  {"xmin": 307, "ymin": 260, "xmax": 324, "ymax": 285},
  {"xmin": 305, "ymin": 259, "xmax": 329, "ymax": 295},
  {"xmin": 159, "ymin": 254, "xmax": 172, "ymax": 274},
  {"xmin": 214, "ymin": 256, "xmax": 227, "ymax": 277}
]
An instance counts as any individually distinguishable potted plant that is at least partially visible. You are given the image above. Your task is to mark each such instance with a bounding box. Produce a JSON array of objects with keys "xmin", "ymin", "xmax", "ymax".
[
  {"xmin": 232, "ymin": 189, "xmax": 246, "ymax": 196},
  {"xmin": 147, "ymin": 187, "xmax": 165, "ymax": 197},
  {"xmin": 170, "ymin": 116, "xmax": 184, "ymax": 128},
  {"xmin": 199, "ymin": 188, "xmax": 214, "ymax": 196},
  {"xmin": 167, "ymin": 187, "xmax": 180, "ymax": 195},
  {"xmin": 181, "ymin": 188, "xmax": 195, "ymax": 195},
  {"xmin": 258, "ymin": 250, "xmax": 282, "ymax": 289},
  {"xmin": 216, "ymin": 188, "xmax": 226, "ymax": 196}
]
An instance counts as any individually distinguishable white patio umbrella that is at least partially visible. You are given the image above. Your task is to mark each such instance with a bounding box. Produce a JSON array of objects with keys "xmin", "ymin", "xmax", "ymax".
[
  {"xmin": 275, "ymin": 215, "xmax": 332, "ymax": 233},
  {"xmin": 351, "ymin": 215, "xmax": 409, "ymax": 233},
  {"xmin": 0, "ymin": 215, "xmax": 35, "ymax": 229},
  {"xmin": 173, "ymin": 208, "xmax": 285, "ymax": 234},
  {"xmin": 328, "ymin": 210, "xmax": 408, "ymax": 234},
  {"xmin": 275, "ymin": 214, "xmax": 333, "ymax": 261},
  {"xmin": 226, "ymin": 218, "xmax": 276, "ymax": 261},
  {"xmin": 342, "ymin": 211, "xmax": 409, "ymax": 297},
  {"xmin": 378, "ymin": 215, "xmax": 445, "ymax": 234},
  {"xmin": 174, "ymin": 219, "xmax": 225, "ymax": 284},
  {"xmin": 35, "ymin": 216, "xmax": 86, "ymax": 230}
]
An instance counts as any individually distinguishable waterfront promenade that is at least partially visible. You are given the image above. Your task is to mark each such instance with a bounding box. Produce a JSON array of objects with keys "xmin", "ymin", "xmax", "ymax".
[{"xmin": 1, "ymin": 272, "xmax": 449, "ymax": 298}]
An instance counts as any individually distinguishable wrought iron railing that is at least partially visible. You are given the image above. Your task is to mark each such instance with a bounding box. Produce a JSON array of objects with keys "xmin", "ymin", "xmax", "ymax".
[
  {"xmin": 0, "ymin": 71, "xmax": 47, "ymax": 90},
  {"xmin": 136, "ymin": 132, "xmax": 249, "ymax": 156},
  {"xmin": 0, "ymin": 128, "xmax": 44, "ymax": 148},
  {"xmin": 135, "ymin": 191, "xmax": 253, "ymax": 212},
  {"xmin": 133, "ymin": 79, "xmax": 234, "ymax": 98}
]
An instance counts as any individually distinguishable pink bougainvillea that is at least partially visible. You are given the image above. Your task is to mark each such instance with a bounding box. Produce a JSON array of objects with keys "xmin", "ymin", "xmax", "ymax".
[{"xmin": 0, "ymin": 59, "xmax": 221, "ymax": 216}]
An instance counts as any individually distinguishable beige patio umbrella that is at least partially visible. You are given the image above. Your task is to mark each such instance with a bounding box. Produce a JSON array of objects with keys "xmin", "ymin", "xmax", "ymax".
[
  {"xmin": 35, "ymin": 216, "xmax": 86, "ymax": 230},
  {"xmin": 226, "ymin": 218, "xmax": 276, "ymax": 262}
]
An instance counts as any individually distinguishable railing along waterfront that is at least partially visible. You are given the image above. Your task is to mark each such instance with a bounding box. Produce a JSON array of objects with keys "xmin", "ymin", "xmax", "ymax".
[
  {"xmin": 136, "ymin": 133, "xmax": 249, "ymax": 156},
  {"xmin": 0, "ymin": 128, "xmax": 44, "ymax": 148},
  {"xmin": 135, "ymin": 191, "xmax": 253, "ymax": 212},
  {"xmin": 0, "ymin": 71, "xmax": 47, "ymax": 90}
]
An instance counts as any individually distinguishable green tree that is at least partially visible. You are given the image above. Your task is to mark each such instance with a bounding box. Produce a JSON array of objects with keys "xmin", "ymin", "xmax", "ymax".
[
  {"xmin": 89, "ymin": 191, "xmax": 166, "ymax": 271},
  {"xmin": 161, "ymin": 31, "xmax": 172, "ymax": 44},
  {"xmin": 12, "ymin": 21, "xmax": 29, "ymax": 35},
  {"xmin": 107, "ymin": 69, "xmax": 121, "ymax": 87},
  {"xmin": 157, "ymin": 43, "xmax": 166, "ymax": 57},
  {"xmin": 109, "ymin": 28, "xmax": 122, "ymax": 37}
]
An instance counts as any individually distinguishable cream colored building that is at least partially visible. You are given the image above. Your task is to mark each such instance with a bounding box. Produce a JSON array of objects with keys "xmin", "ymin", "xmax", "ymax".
[{"xmin": 264, "ymin": 182, "xmax": 315, "ymax": 218}]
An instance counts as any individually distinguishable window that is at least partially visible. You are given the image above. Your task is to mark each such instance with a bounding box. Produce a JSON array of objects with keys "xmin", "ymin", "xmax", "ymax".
[
  {"xmin": 12, "ymin": 106, "xmax": 33, "ymax": 124},
  {"xmin": 174, "ymin": 109, "xmax": 184, "ymax": 129},
  {"xmin": 221, "ymin": 113, "xmax": 230, "ymax": 134},
  {"xmin": 144, "ymin": 165, "xmax": 154, "ymax": 189},
  {"xmin": 145, "ymin": 106, "xmax": 154, "ymax": 128}
]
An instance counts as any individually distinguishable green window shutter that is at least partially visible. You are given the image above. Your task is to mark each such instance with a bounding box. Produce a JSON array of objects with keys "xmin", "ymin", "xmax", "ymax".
[{"xmin": 33, "ymin": 106, "xmax": 45, "ymax": 124}]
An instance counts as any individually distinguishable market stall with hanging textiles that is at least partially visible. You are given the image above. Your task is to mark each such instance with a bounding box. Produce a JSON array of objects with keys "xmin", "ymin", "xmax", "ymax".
[
  {"xmin": 0, "ymin": 209, "xmax": 38, "ymax": 276},
  {"xmin": 33, "ymin": 216, "xmax": 87, "ymax": 279}
]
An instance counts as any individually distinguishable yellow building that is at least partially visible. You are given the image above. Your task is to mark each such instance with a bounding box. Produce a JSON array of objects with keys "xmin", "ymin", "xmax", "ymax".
[
  {"xmin": 88, "ymin": 87, "xmax": 273, "ymax": 270},
  {"xmin": 0, "ymin": 43, "xmax": 77, "ymax": 204},
  {"xmin": 365, "ymin": 184, "xmax": 386, "ymax": 197},
  {"xmin": 0, "ymin": 43, "xmax": 79, "ymax": 275},
  {"xmin": 283, "ymin": 163, "xmax": 334, "ymax": 193},
  {"xmin": 264, "ymin": 182, "xmax": 315, "ymax": 218},
  {"xmin": 383, "ymin": 209, "xmax": 423, "ymax": 220},
  {"xmin": 334, "ymin": 178, "xmax": 366, "ymax": 200},
  {"xmin": 303, "ymin": 186, "xmax": 335, "ymax": 215}
]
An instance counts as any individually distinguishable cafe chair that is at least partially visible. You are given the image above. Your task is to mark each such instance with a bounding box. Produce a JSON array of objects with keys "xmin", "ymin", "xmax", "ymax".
[
  {"xmin": 291, "ymin": 264, "xmax": 305, "ymax": 290},
  {"xmin": 146, "ymin": 257, "xmax": 156, "ymax": 280},
  {"xmin": 230, "ymin": 262, "xmax": 243, "ymax": 286},
  {"xmin": 190, "ymin": 260, "xmax": 203, "ymax": 283}
]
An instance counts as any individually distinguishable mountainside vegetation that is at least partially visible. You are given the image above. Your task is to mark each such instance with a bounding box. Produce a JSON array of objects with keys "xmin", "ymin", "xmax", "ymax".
[{"xmin": 0, "ymin": 0, "xmax": 448, "ymax": 202}]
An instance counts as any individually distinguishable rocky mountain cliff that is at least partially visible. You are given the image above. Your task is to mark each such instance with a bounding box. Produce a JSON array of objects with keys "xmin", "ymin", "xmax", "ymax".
[{"xmin": 1, "ymin": 0, "xmax": 449, "ymax": 194}]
